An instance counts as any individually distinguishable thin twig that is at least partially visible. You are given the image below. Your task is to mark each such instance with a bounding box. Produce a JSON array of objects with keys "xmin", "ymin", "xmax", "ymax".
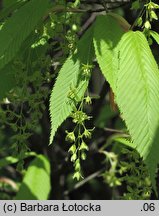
[
  {"xmin": 73, "ymin": 0, "xmax": 130, "ymax": 3},
  {"xmin": 130, "ymin": 6, "xmax": 145, "ymax": 30},
  {"xmin": 47, "ymin": 2, "xmax": 130, "ymax": 15},
  {"xmin": 64, "ymin": 169, "xmax": 103, "ymax": 196},
  {"xmin": 0, "ymin": 177, "xmax": 18, "ymax": 191},
  {"xmin": 78, "ymin": 13, "xmax": 97, "ymax": 36},
  {"xmin": 104, "ymin": 127, "xmax": 125, "ymax": 133}
]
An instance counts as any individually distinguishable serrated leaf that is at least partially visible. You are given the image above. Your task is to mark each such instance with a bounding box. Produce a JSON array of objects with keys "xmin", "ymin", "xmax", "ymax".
[
  {"xmin": 93, "ymin": 15, "xmax": 124, "ymax": 92},
  {"xmin": 49, "ymin": 25, "xmax": 94, "ymax": 144},
  {"xmin": 114, "ymin": 137, "xmax": 134, "ymax": 149},
  {"xmin": 115, "ymin": 31, "xmax": 159, "ymax": 190},
  {"xmin": 93, "ymin": 15, "xmax": 159, "ymax": 190},
  {"xmin": 15, "ymin": 155, "xmax": 51, "ymax": 200},
  {"xmin": 0, "ymin": 0, "xmax": 49, "ymax": 70}
]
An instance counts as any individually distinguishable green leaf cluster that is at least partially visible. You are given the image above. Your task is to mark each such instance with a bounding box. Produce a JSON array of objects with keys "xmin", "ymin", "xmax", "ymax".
[
  {"xmin": 0, "ymin": 0, "xmax": 49, "ymax": 100},
  {"xmin": 50, "ymin": 14, "xmax": 159, "ymax": 191}
]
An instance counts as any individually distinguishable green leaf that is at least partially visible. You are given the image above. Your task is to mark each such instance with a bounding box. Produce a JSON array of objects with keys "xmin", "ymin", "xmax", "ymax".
[
  {"xmin": 95, "ymin": 104, "xmax": 116, "ymax": 128},
  {"xmin": 150, "ymin": 30, "xmax": 159, "ymax": 45},
  {"xmin": 114, "ymin": 137, "xmax": 134, "ymax": 149},
  {"xmin": 108, "ymin": 13, "xmax": 130, "ymax": 32},
  {"xmin": 0, "ymin": 63, "xmax": 15, "ymax": 100},
  {"xmin": 145, "ymin": 125, "xmax": 159, "ymax": 192},
  {"xmin": 0, "ymin": 152, "xmax": 36, "ymax": 168},
  {"xmin": 15, "ymin": 155, "xmax": 51, "ymax": 200},
  {"xmin": 49, "ymin": 25, "xmax": 94, "ymax": 144},
  {"xmin": 0, "ymin": 1, "xmax": 25, "ymax": 21},
  {"xmin": 93, "ymin": 15, "xmax": 159, "ymax": 190},
  {"xmin": 93, "ymin": 15, "xmax": 124, "ymax": 92},
  {"xmin": 131, "ymin": 0, "xmax": 140, "ymax": 10},
  {"xmin": 115, "ymin": 31, "xmax": 159, "ymax": 190},
  {"xmin": 0, "ymin": 0, "xmax": 49, "ymax": 70},
  {"xmin": 3, "ymin": 0, "xmax": 19, "ymax": 8}
]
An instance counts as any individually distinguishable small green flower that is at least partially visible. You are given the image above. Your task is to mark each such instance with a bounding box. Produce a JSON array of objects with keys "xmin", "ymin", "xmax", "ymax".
[
  {"xmin": 150, "ymin": 10, "xmax": 158, "ymax": 20},
  {"xmin": 74, "ymin": 159, "xmax": 81, "ymax": 171},
  {"xmin": 85, "ymin": 96, "xmax": 92, "ymax": 104},
  {"xmin": 67, "ymin": 85, "xmax": 80, "ymax": 102},
  {"xmin": 81, "ymin": 64, "xmax": 93, "ymax": 79},
  {"xmin": 83, "ymin": 129, "xmax": 91, "ymax": 139},
  {"xmin": 71, "ymin": 111, "xmax": 90, "ymax": 124},
  {"xmin": 73, "ymin": 171, "xmax": 81, "ymax": 181},
  {"xmin": 68, "ymin": 144, "xmax": 76, "ymax": 154},
  {"xmin": 71, "ymin": 153, "xmax": 77, "ymax": 162},
  {"xmin": 81, "ymin": 152, "xmax": 87, "ymax": 160},
  {"xmin": 67, "ymin": 90, "xmax": 76, "ymax": 100},
  {"xmin": 65, "ymin": 131, "xmax": 76, "ymax": 142},
  {"xmin": 79, "ymin": 141, "xmax": 89, "ymax": 151},
  {"xmin": 144, "ymin": 20, "xmax": 151, "ymax": 29},
  {"xmin": 137, "ymin": 17, "xmax": 142, "ymax": 27},
  {"xmin": 147, "ymin": 2, "xmax": 159, "ymax": 10}
]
